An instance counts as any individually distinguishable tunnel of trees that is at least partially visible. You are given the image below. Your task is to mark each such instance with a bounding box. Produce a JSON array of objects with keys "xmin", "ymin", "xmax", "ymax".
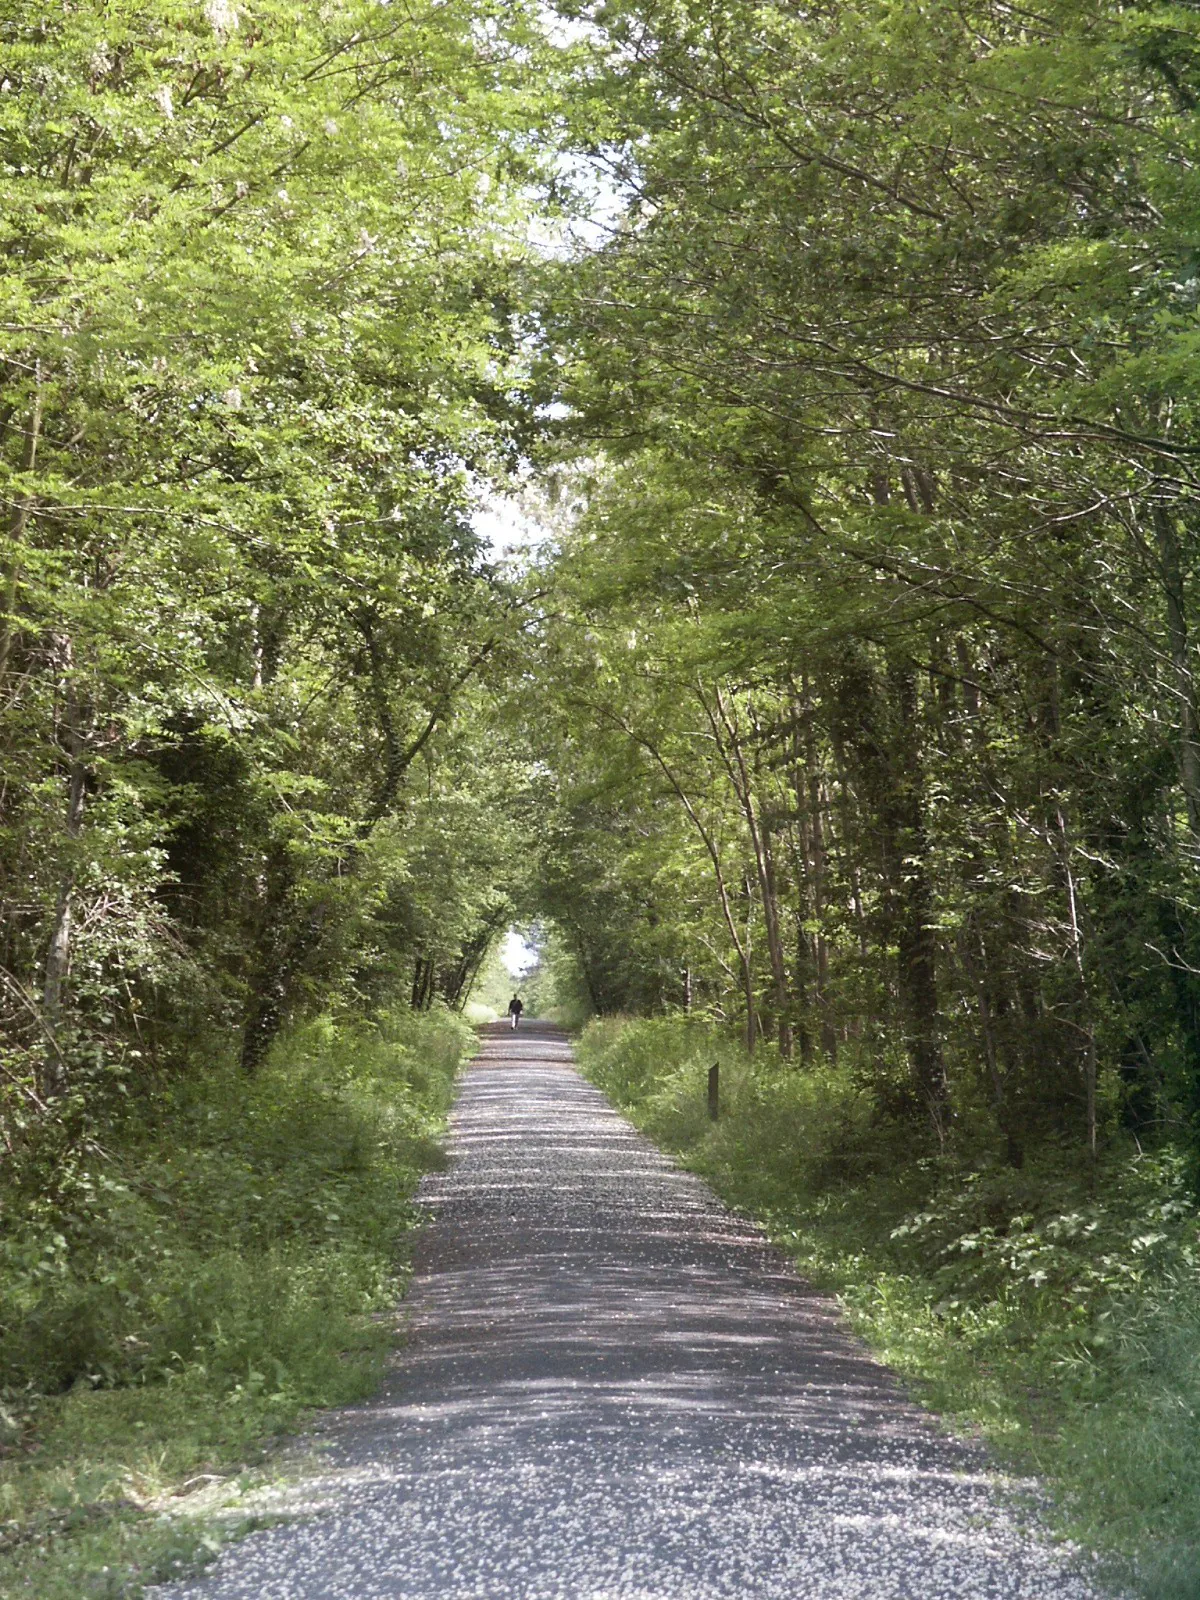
[
  {"xmin": 6, "ymin": 0, "xmax": 1198, "ymax": 1166},
  {"xmin": 5, "ymin": 0, "xmax": 1200, "ymax": 1585}
]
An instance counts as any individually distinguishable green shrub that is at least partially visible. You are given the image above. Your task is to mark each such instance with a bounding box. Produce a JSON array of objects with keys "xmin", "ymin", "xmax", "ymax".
[
  {"xmin": 1059, "ymin": 1273, "xmax": 1200, "ymax": 1600},
  {"xmin": 1, "ymin": 1006, "xmax": 468, "ymax": 1397},
  {"xmin": 0, "ymin": 1004, "xmax": 472, "ymax": 1595}
]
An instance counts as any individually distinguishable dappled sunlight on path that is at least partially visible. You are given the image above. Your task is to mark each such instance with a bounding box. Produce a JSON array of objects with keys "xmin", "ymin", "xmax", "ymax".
[{"xmin": 156, "ymin": 1022, "xmax": 1115, "ymax": 1599}]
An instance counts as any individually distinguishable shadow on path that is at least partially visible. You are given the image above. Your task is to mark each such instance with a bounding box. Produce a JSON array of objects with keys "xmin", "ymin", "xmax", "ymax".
[{"xmin": 156, "ymin": 1022, "xmax": 1114, "ymax": 1599}]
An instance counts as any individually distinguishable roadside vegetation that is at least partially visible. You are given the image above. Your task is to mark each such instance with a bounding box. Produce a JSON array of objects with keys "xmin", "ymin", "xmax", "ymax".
[
  {"xmin": 0, "ymin": 6, "xmax": 544, "ymax": 1589},
  {"xmin": 578, "ymin": 1015, "xmax": 1200, "ymax": 1600},
  {"xmin": 0, "ymin": 1007, "xmax": 471, "ymax": 1598}
]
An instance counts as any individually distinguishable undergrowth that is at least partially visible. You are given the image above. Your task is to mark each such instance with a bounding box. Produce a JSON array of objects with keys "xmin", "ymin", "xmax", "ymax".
[
  {"xmin": 0, "ymin": 1005, "xmax": 471, "ymax": 1598},
  {"xmin": 577, "ymin": 1014, "xmax": 1200, "ymax": 1600}
]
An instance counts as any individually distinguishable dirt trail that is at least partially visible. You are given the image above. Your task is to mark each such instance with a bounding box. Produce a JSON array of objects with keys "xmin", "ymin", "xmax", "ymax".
[{"xmin": 157, "ymin": 1022, "xmax": 1111, "ymax": 1599}]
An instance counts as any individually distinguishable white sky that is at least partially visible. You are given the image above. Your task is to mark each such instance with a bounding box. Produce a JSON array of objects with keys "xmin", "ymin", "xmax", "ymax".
[
  {"xmin": 501, "ymin": 927, "xmax": 538, "ymax": 980},
  {"xmin": 471, "ymin": 493, "xmax": 550, "ymax": 557}
]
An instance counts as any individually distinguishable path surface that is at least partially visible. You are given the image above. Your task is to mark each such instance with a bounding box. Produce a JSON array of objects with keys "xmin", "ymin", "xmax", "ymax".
[{"xmin": 158, "ymin": 1023, "xmax": 1110, "ymax": 1599}]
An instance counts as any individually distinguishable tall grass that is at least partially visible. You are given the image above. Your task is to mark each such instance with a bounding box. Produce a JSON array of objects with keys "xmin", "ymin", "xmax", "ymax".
[
  {"xmin": 578, "ymin": 1015, "xmax": 1200, "ymax": 1599},
  {"xmin": 0, "ymin": 1005, "xmax": 472, "ymax": 1597}
]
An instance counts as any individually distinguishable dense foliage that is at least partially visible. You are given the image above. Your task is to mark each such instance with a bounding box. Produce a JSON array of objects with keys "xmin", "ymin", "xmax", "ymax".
[
  {"xmin": 1, "ymin": 1007, "xmax": 471, "ymax": 1596},
  {"xmin": 530, "ymin": 0, "xmax": 1200, "ymax": 1176},
  {"xmin": 0, "ymin": 0, "xmax": 544, "ymax": 1125}
]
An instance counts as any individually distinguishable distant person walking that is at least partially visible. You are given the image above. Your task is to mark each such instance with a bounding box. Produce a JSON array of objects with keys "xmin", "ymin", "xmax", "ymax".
[{"xmin": 507, "ymin": 994, "xmax": 524, "ymax": 1030}]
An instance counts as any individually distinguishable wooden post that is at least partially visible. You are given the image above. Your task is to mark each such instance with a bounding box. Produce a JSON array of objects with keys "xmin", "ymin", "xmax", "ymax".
[{"xmin": 708, "ymin": 1062, "xmax": 720, "ymax": 1122}]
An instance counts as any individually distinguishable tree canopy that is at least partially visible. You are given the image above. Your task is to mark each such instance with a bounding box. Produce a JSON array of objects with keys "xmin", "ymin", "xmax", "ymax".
[
  {"xmin": 522, "ymin": 0, "xmax": 1200, "ymax": 1171},
  {"xmin": 0, "ymin": 0, "xmax": 554, "ymax": 1121},
  {"xmin": 5, "ymin": 0, "xmax": 1200, "ymax": 1176}
]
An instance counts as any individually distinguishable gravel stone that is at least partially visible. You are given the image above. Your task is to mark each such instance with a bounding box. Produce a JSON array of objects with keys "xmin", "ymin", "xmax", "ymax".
[{"xmin": 154, "ymin": 1023, "xmax": 1115, "ymax": 1599}]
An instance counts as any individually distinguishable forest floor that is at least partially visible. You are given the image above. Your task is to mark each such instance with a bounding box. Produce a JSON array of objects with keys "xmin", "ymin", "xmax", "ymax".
[{"xmin": 149, "ymin": 1022, "xmax": 1112, "ymax": 1600}]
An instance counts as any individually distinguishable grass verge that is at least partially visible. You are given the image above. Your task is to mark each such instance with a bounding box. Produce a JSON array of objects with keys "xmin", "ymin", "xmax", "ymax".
[
  {"xmin": 0, "ymin": 1006, "xmax": 472, "ymax": 1598},
  {"xmin": 577, "ymin": 1014, "xmax": 1200, "ymax": 1600}
]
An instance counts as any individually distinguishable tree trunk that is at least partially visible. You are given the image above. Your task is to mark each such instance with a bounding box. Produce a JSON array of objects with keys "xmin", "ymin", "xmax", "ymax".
[
  {"xmin": 887, "ymin": 658, "xmax": 948, "ymax": 1137},
  {"xmin": 0, "ymin": 372, "xmax": 44, "ymax": 685},
  {"xmin": 707, "ymin": 687, "xmax": 792, "ymax": 1056},
  {"xmin": 739, "ymin": 872, "xmax": 758, "ymax": 1053},
  {"xmin": 1056, "ymin": 804, "xmax": 1098, "ymax": 1167},
  {"xmin": 828, "ymin": 720, "xmax": 870, "ymax": 960},
  {"xmin": 836, "ymin": 651, "xmax": 946, "ymax": 1133},
  {"xmin": 960, "ymin": 913, "xmax": 1023, "ymax": 1167},
  {"xmin": 803, "ymin": 690, "xmax": 838, "ymax": 1064},
  {"xmin": 1154, "ymin": 506, "xmax": 1200, "ymax": 842},
  {"xmin": 239, "ymin": 846, "xmax": 305, "ymax": 1074},
  {"xmin": 42, "ymin": 653, "xmax": 88, "ymax": 1097}
]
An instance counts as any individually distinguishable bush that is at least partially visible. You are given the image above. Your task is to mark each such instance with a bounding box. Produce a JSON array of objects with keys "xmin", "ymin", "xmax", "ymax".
[
  {"xmin": 0, "ymin": 1005, "xmax": 472, "ymax": 1595},
  {"xmin": 580, "ymin": 1014, "xmax": 913, "ymax": 1199},
  {"xmin": 1, "ymin": 1006, "xmax": 468, "ymax": 1396}
]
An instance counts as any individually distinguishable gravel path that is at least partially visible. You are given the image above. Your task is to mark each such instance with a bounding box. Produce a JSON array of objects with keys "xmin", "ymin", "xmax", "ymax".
[{"xmin": 157, "ymin": 1022, "xmax": 1112, "ymax": 1600}]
